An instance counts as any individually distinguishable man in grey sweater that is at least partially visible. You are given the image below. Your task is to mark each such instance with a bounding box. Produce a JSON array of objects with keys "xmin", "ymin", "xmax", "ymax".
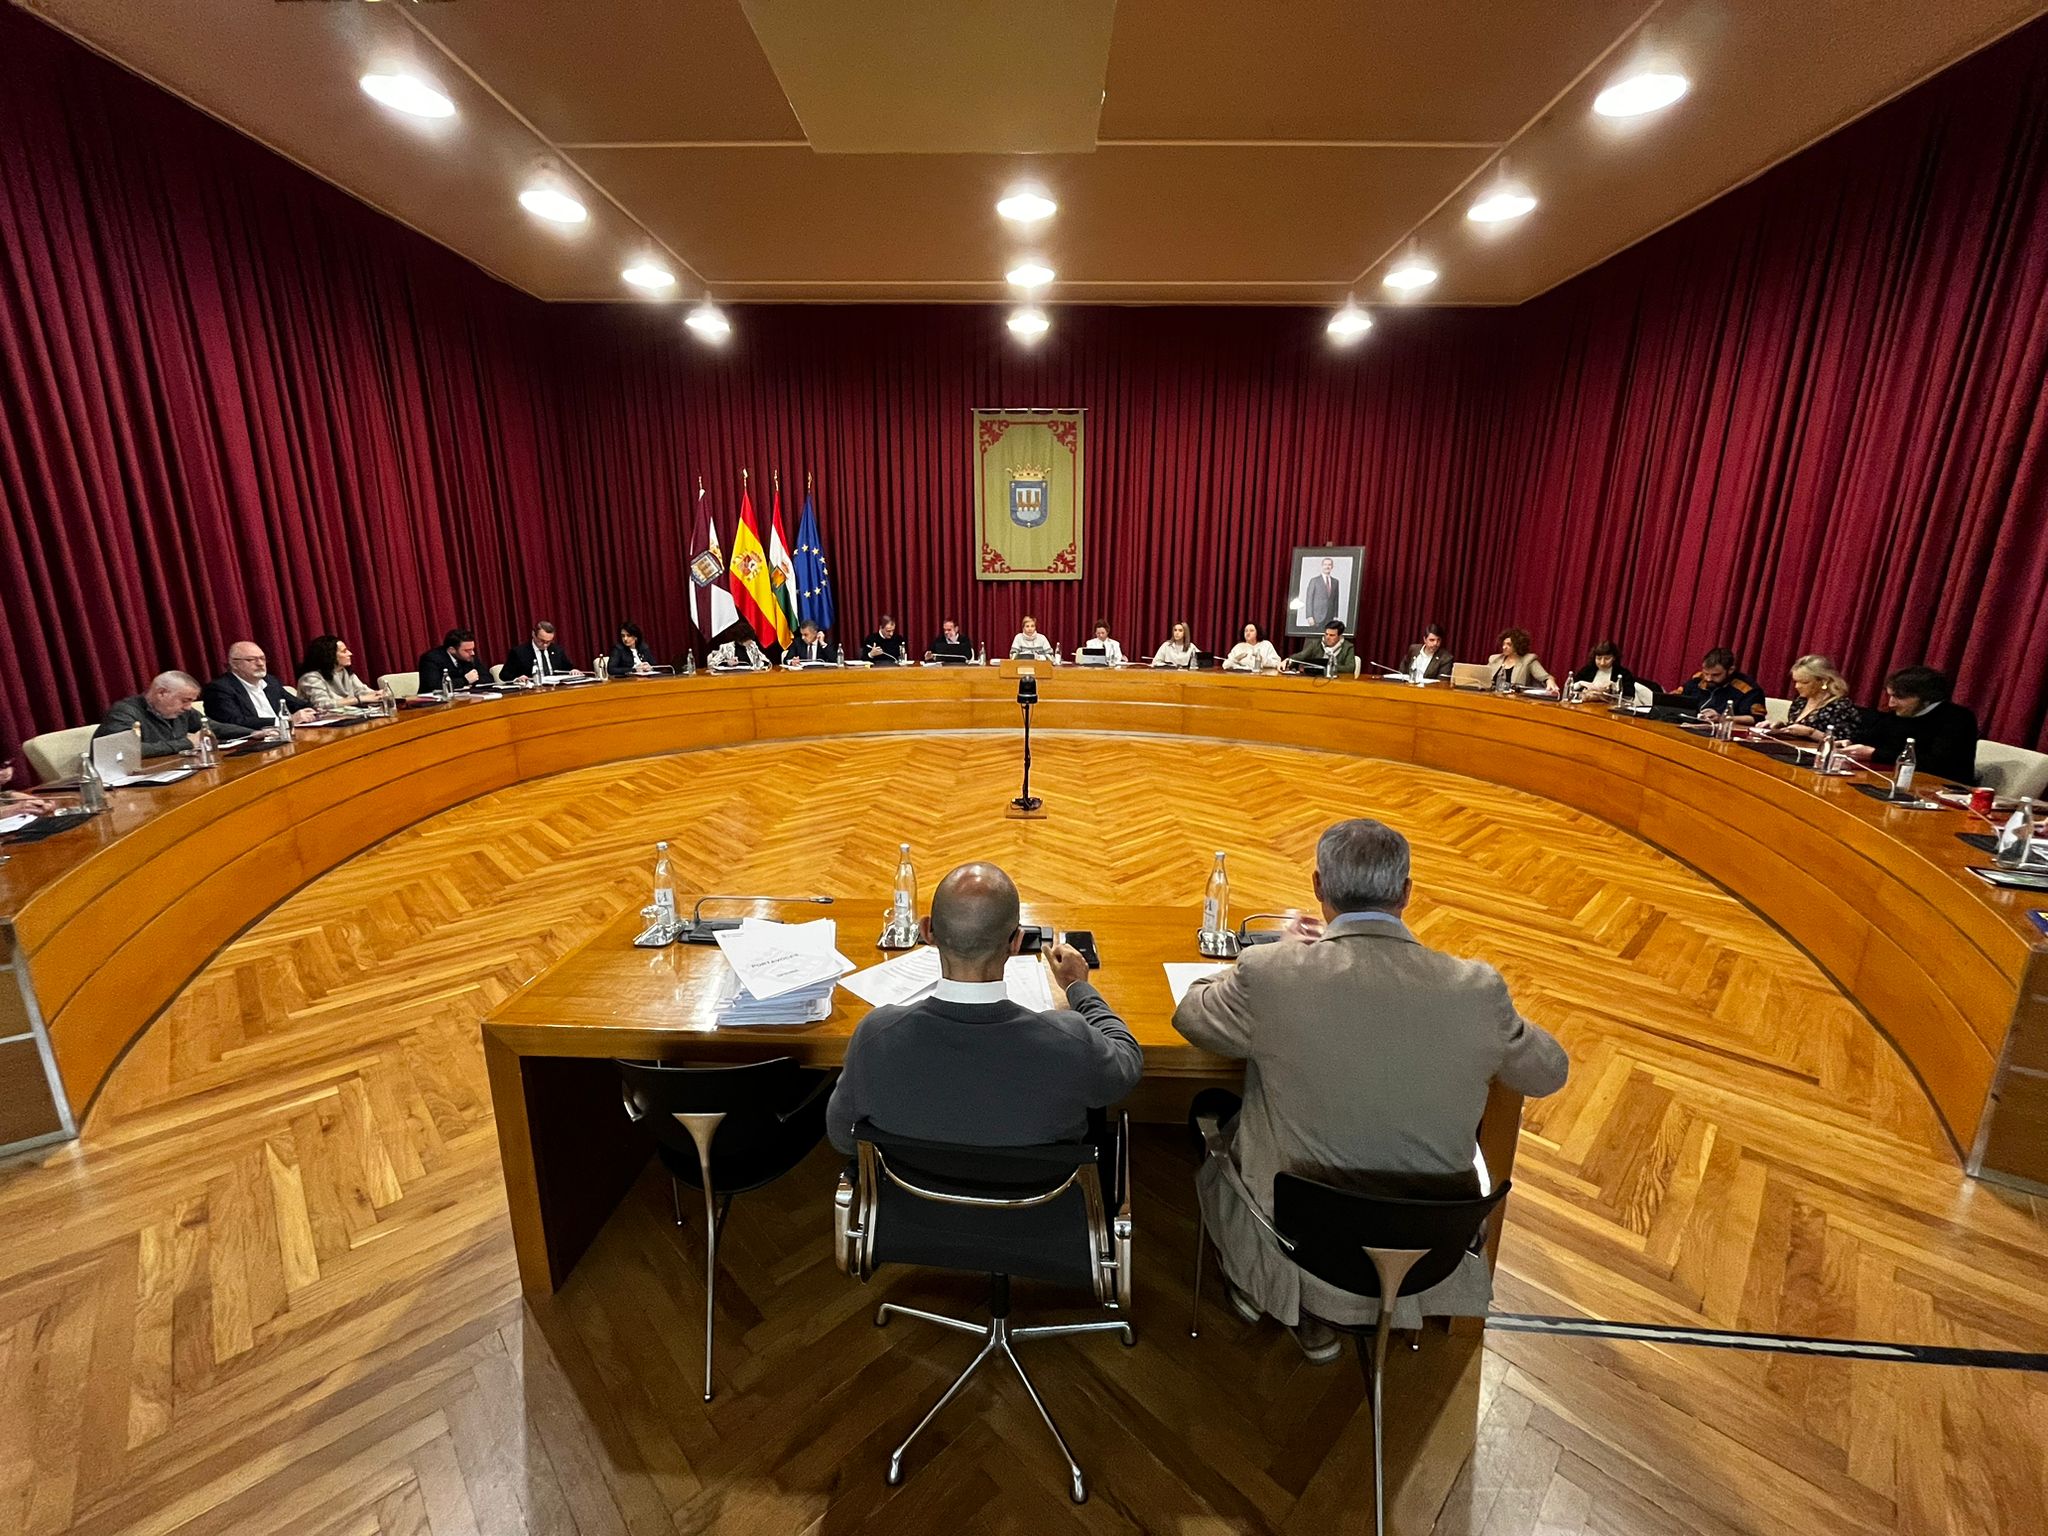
[{"xmin": 827, "ymin": 863, "xmax": 1141, "ymax": 1154}]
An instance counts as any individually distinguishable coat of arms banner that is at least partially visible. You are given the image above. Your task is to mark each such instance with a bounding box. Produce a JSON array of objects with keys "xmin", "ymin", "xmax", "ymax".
[{"xmin": 973, "ymin": 409, "xmax": 1084, "ymax": 581}]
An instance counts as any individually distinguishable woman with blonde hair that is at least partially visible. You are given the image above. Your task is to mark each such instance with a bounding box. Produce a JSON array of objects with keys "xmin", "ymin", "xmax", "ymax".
[{"xmin": 1769, "ymin": 654, "xmax": 1861, "ymax": 740}]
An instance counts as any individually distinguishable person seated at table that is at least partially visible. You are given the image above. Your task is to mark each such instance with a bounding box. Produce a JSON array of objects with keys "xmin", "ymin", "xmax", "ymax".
[
  {"xmin": 1399, "ymin": 623, "xmax": 1455, "ymax": 683},
  {"xmin": 708, "ymin": 624, "xmax": 770, "ymax": 671},
  {"xmin": 1150, "ymin": 622, "xmax": 1197, "ymax": 669},
  {"xmin": 1765, "ymin": 654, "xmax": 1861, "ymax": 741},
  {"xmin": 862, "ymin": 616, "xmax": 908, "ymax": 665},
  {"xmin": 1222, "ymin": 622, "xmax": 1282, "ymax": 674},
  {"xmin": 609, "ymin": 621, "xmax": 658, "ymax": 677},
  {"xmin": 1173, "ymin": 818, "xmax": 1568, "ymax": 1361},
  {"xmin": 925, "ymin": 619, "xmax": 974, "ymax": 663},
  {"xmin": 1078, "ymin": 621, "xmax": 1126, "ymax": 665},
  {"xmin": 1568, "ymin": 640, "xmax": 1636, "ymax": 703},
  {"xmin": 826, "ymin": 862, "xmax": 1141, "ymax": 1154},
  {"xmin": 418, "ymin": 629, "xmax": 490, "ymax": 693},
  {"xmin": 1010, "ymin": 615, "xmax": 1056, "ymax": 660},
  {"xmin": 98, "ymin": 671, "xmax": 242, "ymax": 757},
  {"xmin": 201, "ymin": 641, "xmax": 318, "ymax": 731},
  {"xmin": 1486, "ymin": 629, "xmax": 1553, "ymax": 691},
  {"xmin": 295, "ymin": 636, "xmax": 387, "ymax": 711},
  {"xmin": 787, "ymin": 620, "xmax": 834, "ymax": 666},
  {"xmin": 1844, "ymin": 665, "xmax": 1979, "ymax": 785},
  {"xmin": 1286, "ymin": 621, "xmax": 1355, "ymax": 675},
  {"xmin": 1, "ymin": 759, "xmax": 56, "ymax": 815},
  {"xmin": 502, "ymin": 621, "xmax": 582, "ymax": 684},
  {"xmin": 1678, "ymin": 647, "xmax": 1765, "ymax": 723}
]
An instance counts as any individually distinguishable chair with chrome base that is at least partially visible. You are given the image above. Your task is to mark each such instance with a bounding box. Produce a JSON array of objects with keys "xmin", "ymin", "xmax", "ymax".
[
  {"xmin": 833, "ymin": 1114, "xmax": 1134, "ymax": 1504},
  {"xmin": 617, "ymin": 1057, "xmax": 835, "ymax": 1402}
]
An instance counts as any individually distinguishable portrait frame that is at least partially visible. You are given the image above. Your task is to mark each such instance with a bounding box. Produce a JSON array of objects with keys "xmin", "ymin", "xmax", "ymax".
[{"xmin": 1284, "ymin": 545, "xmax": 1363, "ymax": 638}]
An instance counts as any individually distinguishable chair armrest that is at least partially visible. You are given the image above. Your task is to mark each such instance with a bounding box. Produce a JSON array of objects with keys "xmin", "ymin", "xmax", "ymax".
[
  {"xmin": 620, "ymin": 1081, "xmax": 644, "ymax": 1123},
  {"xmin": 778, "ymin": 1069, "xmax": 839, "ymax": 1123}
]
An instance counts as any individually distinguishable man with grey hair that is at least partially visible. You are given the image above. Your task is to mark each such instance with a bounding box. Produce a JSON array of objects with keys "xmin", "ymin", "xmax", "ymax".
[
  {"xmin": 200, "ymin": 641, "xmax": 317, "ymax": 732},
  {"xmin": 826, "ymin": 862, "xmax": 1141, "ymax": 1154},
  {"xmin": 1174, "ymin": 817, "xmax": 1567, "ymax": 1362},
  {"xmin": 97, "ymin": 670, "xmax": 250, "ymax": 757}
]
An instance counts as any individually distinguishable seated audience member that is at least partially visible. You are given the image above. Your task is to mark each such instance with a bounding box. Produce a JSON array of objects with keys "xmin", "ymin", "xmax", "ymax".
[
  {"xmin": 1766, "ymin": 654, "xmax": 1861, "ymax": 741},
  {"xmin": 201, "ymin": 642, "xmax": 317, "ymax": 731},
  {"xmin": 826, "ymin": 862, "xmax": 1141, "ymax": 1154},
  {"xmin": 1846, "ymin": 665, "xmax": 1979, "ymax": 785},
  {"xmin": 418, "ymin": 629, "xmax": 489, "ymax": 693},
  {"xmin": 1569, "ymin": 640, "xmax": 1636, "ymax": 703},
  {"xmin": 709, "ymin": 625, "xmax": 770, "ymax": 670},
  {"xmin": 1151, "ymin": 622, "xmax": 1197, "ymax": 669},
  {"xmin": 1679, "ymin": 647, "xmax": 1765, "ymax": 722},
  {"xmin": 1286, "ymin": 621, "xmax": 1355, "ymax": 675},
  {"xmin": 1010, "ymin": 615, "xmax": 1056, "ymax": 661},
  {"xmin": 609, "ymin": 621, "xmax": 657, "ymax": 677},
  {"xmin": 1, "ymin": 759, "xmax": 56, "ymax": 815},
  {"xmin": 1486, "ymin": 629, "xmax": 1553, "ymax": 691},
  {"xmin": 502, "ymin": 621, "xmax": 582, "ymax": 684},
  {"xmin": 1400, "ymin": 624, "xmax": 1455, "ymax": 683},
  {"xmin": 1173, "ymin": 819, "xmax": 1568, "ymax": 1361},
  {"xmin": 1080, "ymin": 622, "xmax": 1128, "ymax": 665},
  {"xmin": 787, "ymin": 620, "xmax": 834, "ymax": 665},
  {"xmin": 296, "ymin": 636, "xmax": 387, "ymax": 710},
  {"xmin": 98, "ymin": 671, "xmax": 243, "ymax": 757},
  {"xmin": 862, "ymin": 616, "xmax": 909, "ymax": 665},
  {"xmin": 1222, "ymin": 622, "xmax": 1282, "ymax": 674},
  {"xmin": 926, "ymin": 619, "xmax": 975, "ymax": 663}
]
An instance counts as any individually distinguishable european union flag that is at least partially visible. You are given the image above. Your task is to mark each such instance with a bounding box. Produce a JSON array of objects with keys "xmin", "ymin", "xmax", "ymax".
[{"xmin": 793, "ymin": 489, "xmax": 835, "ymax": 632}]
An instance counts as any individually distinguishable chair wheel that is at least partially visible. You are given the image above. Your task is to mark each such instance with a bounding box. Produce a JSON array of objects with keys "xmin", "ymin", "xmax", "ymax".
[
  {"xmin": 886, "ymin": 1467, "xmax": 903, "ymax": 1487},
  {"xmin": 875, "ymin": 1307, "xmax": 891, "ymax": 1328},
  {"xmin": 1070, "ymin": 1473, "xmax": 1087, "ymax": 1504},
  {"xmin": 1119, "ymin": 1326, "xmax": 1136, "ymax": 1347}
]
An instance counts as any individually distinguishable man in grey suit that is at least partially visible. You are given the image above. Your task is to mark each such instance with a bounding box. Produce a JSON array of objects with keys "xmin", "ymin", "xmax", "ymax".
[
  {"xmin": 1173, "ymin": 818, "xmax": 1568, "ymax": 1361},
  {"xmin": 827, "ymin": 863, "xmax": 1142, "ymax": 1153}
]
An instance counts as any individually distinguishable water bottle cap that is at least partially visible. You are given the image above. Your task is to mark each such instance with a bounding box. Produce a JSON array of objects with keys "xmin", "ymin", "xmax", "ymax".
[
  {"xmin": 899, "ymin": 842, "xmax": 910, "ymax": 854},
  {"xmin": 1214, "ymin": 850, "xmax": 1226, "ymax": 859},
  {"xmin": 655, "ymin": 840, "xmax": 669, "ymax": 852}
]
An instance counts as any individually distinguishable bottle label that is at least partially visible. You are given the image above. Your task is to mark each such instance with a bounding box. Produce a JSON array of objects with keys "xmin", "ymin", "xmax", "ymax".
[
  {"xmin": 893, "ymin": 892, "xmax": 912, "ymax": 919},
  {"xmin": 1202, "ymin": 897, "xmax": 1221, "ymax": 932}
]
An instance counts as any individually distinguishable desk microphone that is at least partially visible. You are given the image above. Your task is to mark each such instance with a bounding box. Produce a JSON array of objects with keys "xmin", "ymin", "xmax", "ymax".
[
  {"xmin": 1368, "ymin": 660, "xmax": 1409, "ymax": 681},
  {"xmin": 677, "ymin": 894, "xmax": 834, "ymax": 944}
]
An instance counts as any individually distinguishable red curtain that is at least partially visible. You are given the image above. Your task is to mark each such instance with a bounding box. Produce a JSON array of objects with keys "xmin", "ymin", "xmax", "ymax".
[{"xmin": 3, "ymin": 5, "xmax": 2047, "ymax": 762}]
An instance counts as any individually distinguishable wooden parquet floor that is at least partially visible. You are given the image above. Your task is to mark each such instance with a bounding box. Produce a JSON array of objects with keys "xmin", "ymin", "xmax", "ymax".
[{"xmin": 1, "ymin": 732, "xmax": 2043, "ymax": 1536}]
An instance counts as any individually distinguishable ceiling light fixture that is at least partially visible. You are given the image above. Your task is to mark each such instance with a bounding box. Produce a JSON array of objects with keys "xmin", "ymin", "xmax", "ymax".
[
  {"xmin": 996, "ymin": 187, "xmax": 1058, "ymax": 224},
  {"xmin": 518, "ymin": 186, "xmax": 588, "ymax": 225},
  {"xmin": 358, "ymin": 72, "xmax": 455, "ymax": 120},
  {"xmin": 1007, "ymin": 307, "xmax": 1051, "ymax": 339},
  {"xmin": 1382, "ymin": 261, "xmax": 1438, "ymax": 293},
  {"xmin": 1467, "ymin": 187, "xmax": 1537, "ymax": 224},
  {"xmin": 621, "ymin": 263, "xmax": 676, "ymax": 292},
  {"xmin": 1006, "ymin": 261, "xmax": 1056, "ymax": 290},
  {"xmin": 685, "ymin": 301, "xmax": 732, "ymax": 342},
  {"xmin": 1326, "ymin": 301, "xmax": 1372, "ymax": 342},
  {"xmin": 1594, "ymin": 70, "xmax": 1690, "ymax": 118}
]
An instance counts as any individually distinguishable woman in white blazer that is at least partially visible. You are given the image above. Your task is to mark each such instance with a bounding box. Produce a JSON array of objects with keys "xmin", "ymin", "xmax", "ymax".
[{"xmin": 1222, "ymin": 622, "xmax": 1282, "ymax": 674}]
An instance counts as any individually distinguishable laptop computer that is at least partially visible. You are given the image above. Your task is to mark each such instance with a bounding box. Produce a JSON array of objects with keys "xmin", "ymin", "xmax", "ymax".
[
  {"xmin": 1449, "ymin": 661, "xmax": 1496, "ymax": 690},
  {"xmin": 93, "ymin": 732, "xmax": 195, "ymax": 786}
]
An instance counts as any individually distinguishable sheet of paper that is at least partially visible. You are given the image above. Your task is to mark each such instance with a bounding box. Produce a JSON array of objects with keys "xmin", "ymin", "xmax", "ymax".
[
  {"xmin": 840, "ymin": 946, "xmax": 942, "ymax": 1008},
  {"xmin": 1004, "ymin": 955, "xmax": 1056, "ymax": 1013},
  {"xmin": 1164, "ymin": 962, "xmax": 1228, "ymax": 1006},
  {"xmin": 0, "ymin": 813, "xmax": 34, "ymax": 835},
  {"xmin": 133, "ymin": 767, "xmax": 197, "ymax": 785},
  {"xmin": 714, "ymin": 917, "xmax": 852, "ymax": 1000}
]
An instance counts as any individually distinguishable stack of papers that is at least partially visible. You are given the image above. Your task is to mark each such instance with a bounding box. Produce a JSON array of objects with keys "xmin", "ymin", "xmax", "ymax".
[
  {"xmin": 839, "ymin": 946, "xmax": 1060, "ymax": 1013},
  {"xmin": 711, "ymin": 918, "xmax": 855, "ymax": 1026}
]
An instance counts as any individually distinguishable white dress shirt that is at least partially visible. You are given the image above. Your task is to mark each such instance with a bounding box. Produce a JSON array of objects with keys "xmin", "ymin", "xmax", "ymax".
[
  {"xmin": 1151, "ymin": 640, "xmax": 1196, "ymax": 668},
  {"xmin": 932, "ymin": 976, "xmax": 1011, "ymax": 1005},
  {"xmin": 239, "ymin": 675, "xmax": 277, "ymax": 721}
]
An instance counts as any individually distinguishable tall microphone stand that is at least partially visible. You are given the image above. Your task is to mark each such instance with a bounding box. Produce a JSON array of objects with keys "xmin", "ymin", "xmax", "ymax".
[{"xmin": 1008, "ymin": 671, "xmax": 1045, "ymax": 818}]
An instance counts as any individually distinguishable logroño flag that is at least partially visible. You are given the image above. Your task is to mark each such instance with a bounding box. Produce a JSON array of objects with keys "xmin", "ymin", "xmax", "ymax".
[
  {"xmin": 688, "ymin": 477, "xmax": 740, "ymax": 641},
  {"xmin": 728, "ymin": 476, "xmax": 782, "ymax": 646},
  {"xmin": 765, "ymin": 474, "xmax": 798, "ymax": 647}
]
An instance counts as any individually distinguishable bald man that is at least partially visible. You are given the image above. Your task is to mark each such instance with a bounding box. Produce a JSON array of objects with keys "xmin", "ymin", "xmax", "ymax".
[
  {"xmin": 826, "ymin": 863, "xmax": 1142, "ymax": 1153},
  {"xmin": 200, "ymin": 641, "xmax": 316, "ymax": 732}
]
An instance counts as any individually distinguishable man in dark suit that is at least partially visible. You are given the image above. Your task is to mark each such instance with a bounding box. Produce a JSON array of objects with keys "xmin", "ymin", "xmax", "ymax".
[
  {"xmin": 1286, "ymin": 622, "xmax": 1357, "ymax": 676},
  {"xmin": 1848, "ymin": 665, "xmax": 1979, "ymax": 785},
  {"xmin": 826, "ymin": 863, "xmax": 1141, "ymax": 1154},
  {"xmin": 419, "ymin": 628, "xmax": 489, "ymax": 693},
  {"xmin": 200, "ymin": 641, "xmax": 315, "ymax": 732},
  {"xmin": 1303, "ymin": 557, "xmax": 1342, "ymax": 630},
  {"xmin": 925, "ymin": 619, "xmax": 974, "ymax": 663},
  {"xmin": 1675, "ymin": 647, "xmax": 1766, "ymax": 722},
  {"xmin": 786, "ymin": 620, "xmax": 834, "ymax": 665},
  {"xmin": 502, "ymin": 621, "xmax": 582, "ymax": 683},
  {"xmin": 863, "ymin": 615, "xmax": 910, "ymax": 666}
]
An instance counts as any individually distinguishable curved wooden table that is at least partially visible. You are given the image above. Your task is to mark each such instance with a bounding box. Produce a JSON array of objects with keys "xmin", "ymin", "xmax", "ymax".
[{"xmin": 3, "ymin": 669, "xmax": 2041, "ymax": 1187}]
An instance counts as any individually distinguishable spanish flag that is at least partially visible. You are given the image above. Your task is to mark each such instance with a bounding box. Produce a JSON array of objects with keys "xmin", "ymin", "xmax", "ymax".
[{"xmin": 729, "ymin": 477, "xmax": 782, "ymax": 646}]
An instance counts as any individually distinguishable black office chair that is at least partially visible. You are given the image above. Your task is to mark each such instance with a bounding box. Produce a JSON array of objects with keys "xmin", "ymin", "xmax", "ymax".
[
  {"xmin": 833, "ymin": 1114, "xmax": 1134, "ymax": 1504},
  {"xmin": 617, "ymin": 1057, "xmax": 835, "ymax": 1402},
  {"xmin": 1271, "ymin": 1172, "xmax": 1510, "ymax": 1536}
]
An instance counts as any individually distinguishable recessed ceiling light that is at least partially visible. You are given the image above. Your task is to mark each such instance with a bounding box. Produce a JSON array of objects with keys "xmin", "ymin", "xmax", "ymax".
[
  {"xmin": 1007, "ymin": 307, "xmax": 1051, "ymax": 339},
  {"xmin": 1467, "ymin": 189, "xmax": 1537, "ymax": 224},
  {"xmin": 1326, "ymin": 302, "xmax": 1372, "ymax": 342},
  {"xmin": 358, "ymin": 73, "xmax": 454, "ymax": 120},
  {"xmin": 685, "ymin": 301, "xmax": 731, "ymax": 342},
  {"xmin": 996, "ymin": 187, "xmax": 1058, "ymax": 223},
  {"xmin": 1006, "ymin": 261, "xmax": 1056, "ymax": 290},
  {"xmin": 518, "ymin": 186, "xmax": 587, "ymax": 225},
  {"xmin": 1594, "ymin": 71, "xmax": 1690, "ymax": 118},
  {"xmin": 1382, "ymin": 262, "xmax": 1438, "ymax": 293},
  {"xmin": 621, "ymin": 263, "xmax": 676, "ymax": 292}
]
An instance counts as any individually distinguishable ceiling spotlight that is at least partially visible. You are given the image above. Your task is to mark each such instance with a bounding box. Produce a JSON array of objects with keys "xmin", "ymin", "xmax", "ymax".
[
  {"xmin": 1594, "ymin": 71, "xmax": 1690, "ymax": 118},
  {"xmin": 519, "ymin": 186, "xmax": 588, "ymax": 225},
  {"xmin": 621, "ymin": 263, "xmax": 676, "ymax": 292},
  {"xmin": 685, "ymin": 301, "xmax": 732, "ymax": 341},
  {"xmin": 996, "ymin": 187, "xmax": 1058, "ymax": 223},
  {"xmin": 1467, "ymin": 188, "xmax": 1537, "ymax": 224},
  {"xmin": 1382, "ymin": 262, "xmax": 1438, "ymax": 293},
  {"xmin": 1007, "ymin": 307, "xmax": 1051, "ymax": 339},
  {"xmin": 1006, "ymin": 261, "xmax": 1056, "ymax": 290},
  {"xmin": 1326, "ymin": 302, "xmax": 1372, "ymax": 342},
  {"xmin": 358, "ymin": 72, "xmax": 454, "ymax": 120}
]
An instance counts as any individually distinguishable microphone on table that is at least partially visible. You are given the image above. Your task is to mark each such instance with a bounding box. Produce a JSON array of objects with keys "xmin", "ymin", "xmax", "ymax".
[
  {"xmin": 677, "ymin": 894, "xmax": 835, "ymax": 944},
  {"xmin": 1368, "ymin": 661, "xmax": 1409, "ymax": 682}
]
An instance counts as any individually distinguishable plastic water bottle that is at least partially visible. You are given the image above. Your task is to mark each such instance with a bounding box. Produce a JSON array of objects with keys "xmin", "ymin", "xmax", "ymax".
[
  {"xmin": 892, "ymin": 843, "xmax": 916, "ymax": 935},
  {"xmin": 1894, "ymin": 738, "xmax": 1917, "ymax": 799},
  {"xmin": 195, "ymin": 724, "xmax": 217, "ymax": 767},
  {"xmin": 274, "ymin": 706, "xmax": 293, "ymax": 743},
  {"xmin": 1202, "ymin": 851, "xmax": 1230, "ymax": 939},
  {"xmin": 651, "ymin": 841, "xmax": 677, "ymax": 934},
  {"xmin": 1816, "ymin": 730, "xmax": 1836, "ymax": 774},
  {"xmin": 681, "ymin": 650, "xmax": 696, "ymax": 677},
  {"xmin": 79, "ymin": 750, "xmax": 108, "ymax": 813},
  {"xmin": 836, "ymin": 642, "xmax": 846, "ymax": 666},
  {"xmin": 1994, "ymin": 798, "xmax": 2035, "ymax": 869}
]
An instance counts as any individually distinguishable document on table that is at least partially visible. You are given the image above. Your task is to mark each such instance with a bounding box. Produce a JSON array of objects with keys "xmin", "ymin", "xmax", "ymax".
[
  {"xmin": 713, "ymin": 917, "xmax": 854, "ymax": 1001},
  {"xmin": 0, "ymin": 813, "xmax": 34, "ymax": 835},
  {"xmin": 1163, "ymin": 962, "xmax": 1228, "ymax": 1005},
  {"xmin": 1004, "ymin": 955, "xmax": 1056, "ymax": 1013},
  {"xmin": 840, "ymin": 946, "xmax": 942, "ymax": 1007}
]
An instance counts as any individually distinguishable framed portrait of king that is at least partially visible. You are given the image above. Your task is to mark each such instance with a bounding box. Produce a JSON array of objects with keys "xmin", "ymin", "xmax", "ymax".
[{"xmin": 1285, "ymin": 545, "xmax": 1363, "ymax": 638}]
